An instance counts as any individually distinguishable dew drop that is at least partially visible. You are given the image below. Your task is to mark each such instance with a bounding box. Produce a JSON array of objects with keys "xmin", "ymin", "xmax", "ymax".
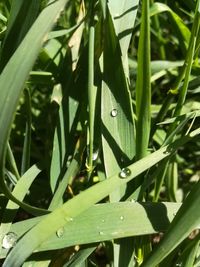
[
  {"xmin": 176, "ymin": 262, "xmax": 182, "ymax": 267},
  {"xmin": 101, "ymin": 219, "xmax": 105, "ymax": 223},
  {"xmin": 119, "ymin": 168, "xmax": 131, "ymax": 179},
  {"xmin": 92, "ymin": 149, "xmax": 99, "ymax": 161},
  {"xmin": 2, "ymin": 232, "xmax": 18, "ymax": 249},
  {"xmin": 65, "ymin": 217, "xmax": 73, "ymax": 222},
  {"xmin": 110, "ymin": 109, "xmax": 118, "ymax": 117},
  {"xmin": 120, "ymin": 216, "xmax": 124, "ymax": 221},
  {"xmin": 56, "ymin": 227, "xmax": 64, "ymax": 238},
  {"xmin": 99, "ymin": 231, "xmax": 104, "ymax": 236},
  {"xmin": 86, "ymin": 145, "xmax": 99, "ymax": 161}
]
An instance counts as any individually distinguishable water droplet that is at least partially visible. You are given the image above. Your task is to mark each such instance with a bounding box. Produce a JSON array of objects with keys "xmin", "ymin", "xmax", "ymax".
[
  {"xmin": 130, "ymin": 199, "xmax": 137, "ymax": 203},
  {"xmin": 86, "ymin": 145, "xmax": 99, "ymax": 161},
  {"xmin": 173, "ymin": 212, "xmax": 177, "ymax": 217},
  {"xmin": 110, "ymin": 109, "xmax": 118, "ymax": 117},
  {"xmin": 65, "ymin": 217, "xmax": 73, "ymax": 222},
  {"xmin": 120, "ymin": 216, "xmax": 124, "ymax": 221},
  {"xmin": 119, "ymin": 168, "xmax": 131, "ymax": 179},
  {"xmin": 176, "ymin": 262, "xmax": 182, "ymax": 267},
  {"xmin": 99, "ymin": 231, "xmax": 104, "ymax": 236},
  {"xmin": 56, "ymin": 227, "xmax": 64, "ymax": 238},
  {"xmin": 101, "ymin": 219, "xmax": 105, "ymax": 223},
  {"xmin": 92, "ymin": 149, "xmax": 99, "ymax": 161},
  {"xmin": 2, "ymin": 232, "xmax": 18, "ymax": 249}
]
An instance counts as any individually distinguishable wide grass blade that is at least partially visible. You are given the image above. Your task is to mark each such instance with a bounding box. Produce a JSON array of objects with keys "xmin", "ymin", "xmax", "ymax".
[
  {"xmin": 0, "ymin": 202, "xmax": 182, "ymax": 258},
  {"xmin": 3, "ymin": 127, "xmax": 200, "ymax": 267}
]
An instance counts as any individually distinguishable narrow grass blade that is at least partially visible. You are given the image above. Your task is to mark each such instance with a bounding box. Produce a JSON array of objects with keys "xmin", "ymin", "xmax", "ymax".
[
  {"xmin": 64, "ymin": 247, "xmax": 96, "ymax": 267},
  {"xmin": 21, "ymin": 88, "xmax": 32, "ymax": 175},
  {"xmin": 87, "ymin": 2, "xmax": 96, "ymax": 174},
  {"xmin": 135, "ymin": 0, "xmax": 151, "ymax": 160}
]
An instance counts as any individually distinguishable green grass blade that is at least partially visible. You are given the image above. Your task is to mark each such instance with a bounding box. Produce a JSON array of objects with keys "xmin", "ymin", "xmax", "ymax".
[
  {"xmin": 6, "ymin": 142, "xmax": 20, "ymax": 181},
  {"xmin": 21, "ymin": 88, "xmax": 32, "ymax": 175},
  {"xmin": 101, "ymin": 8, "xmax": 135, "ymax": 181},
  {"xmin": 87, "ymin": 2, "xmax": 96, "ymax": 174},
  {"xmin": 135, "ymin": 0, "xmax": 151, "ymax": 160},
  {"xmin": 0, "ymin": 202, "xmax": 182, "ymax": 259},
  {"xmin": 64, "ymin": 247, "xmax": 96, "ymax": 267}
]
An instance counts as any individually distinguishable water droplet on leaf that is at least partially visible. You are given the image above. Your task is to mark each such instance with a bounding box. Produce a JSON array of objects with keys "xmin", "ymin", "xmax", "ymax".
[
  {"xmin": 120, "ymin": 216, "xmax": 124, "ymax": 221},
  {"xmin": 110, "ymin": 109, "xmax": 118, "ymax": 117},
  {"xmin": 56, "ymin": 227, "xmax": 64, "ymax": 238},
  {"xmin": 119, "ymin": 168, "xmax": 131, "ymax": 179},
  {"xmin": 87, "ymin": 145, "xmax": 99, "ymax": 161},
  {"xmin": 65, "ymin": 217, "xmax": 73, "ymax": 222},
  {"xmin": 2, "ymin": 232, "xmax": 18, "ymax": 249}
]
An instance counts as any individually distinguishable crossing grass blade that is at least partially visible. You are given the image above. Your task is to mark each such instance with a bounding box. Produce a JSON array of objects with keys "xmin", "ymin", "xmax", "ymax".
[{"xmin": 3, "ymin": 127, "xmax": 200, "ymax": 267}]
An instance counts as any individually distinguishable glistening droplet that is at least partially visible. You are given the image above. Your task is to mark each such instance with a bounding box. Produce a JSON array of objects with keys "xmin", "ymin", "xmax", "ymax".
[
  {"xmin": 56, "ymin": 227, "xmax": 64, "ymax": 238},
  {"xmin": 110, "ymin": 109, "xmax": 118, "ymax": 117},
  {"xmin": 119, "ymin": 168, "xmax": 131, "ymax": 179},
  {"xmin": 2, "ymin": 232, "xmax": 18, "ymax": 249},
  {"xmin": 120, "ymin": 216, "xmax": 124, "ymax": 221},
  {"xmin": 86, "ymin": 145, "xmax": 99, "ymax": 161},
  {"xmin": 65, "ymin": 217, "xmax": 73, "ymax": 222}
]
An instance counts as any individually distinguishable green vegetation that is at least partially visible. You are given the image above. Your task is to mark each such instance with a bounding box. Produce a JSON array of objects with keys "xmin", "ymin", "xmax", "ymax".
[{"xmin": 0, "ymin": 0, "xmax": 200, "ymax": 266}]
